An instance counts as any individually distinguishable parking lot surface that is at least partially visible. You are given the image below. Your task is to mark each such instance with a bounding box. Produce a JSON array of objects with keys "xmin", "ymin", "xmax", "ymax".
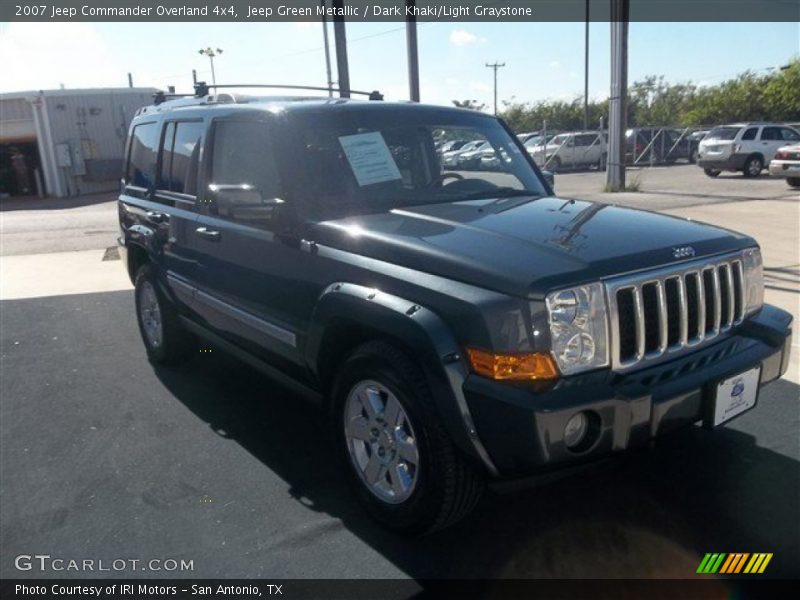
[{"xmin": 1, "ymin": 164, "xmax": 798, "ymax": 580}]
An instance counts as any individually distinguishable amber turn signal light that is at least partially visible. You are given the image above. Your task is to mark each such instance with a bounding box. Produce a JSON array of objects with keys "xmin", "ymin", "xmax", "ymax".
[{"xmin": 466, "ymin": 348, "xmax": 560, "ymax": 381}]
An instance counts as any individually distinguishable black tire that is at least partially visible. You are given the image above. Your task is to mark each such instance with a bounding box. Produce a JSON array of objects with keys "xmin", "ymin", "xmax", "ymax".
[
  {"xmin": 549, "ymin": 157, "xmax": 562, "ymax": 173},
  {"xmin": 134, "ymin": 264, "xmax": 192, "ymax": 364},
  {"xmin": 689, "ymin": 147, "xmax": 698, "ymax": 164},
  {"xmin": 598, "ymin": 153, "xmax": 607, "ymax": 170},
  {"xmin": 704, "ymin": 168, "xmax": 721, "ymax": 178},
  {"xmin": 787, "ymin": 177, "xmax": 800, "ymax": 189},
  {"xmin": 332, "ymin": 340, "xmax": 484, "ymax": 535},
  {"xmin": 742, "ymin": 155, "xmax": 763, "ymax": 178}
]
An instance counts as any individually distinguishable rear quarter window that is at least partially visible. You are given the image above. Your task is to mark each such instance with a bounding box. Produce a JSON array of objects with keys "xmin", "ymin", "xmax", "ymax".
[{"xmin": 126, "ymin": 122, "xmax": 158, "ymax": 189}]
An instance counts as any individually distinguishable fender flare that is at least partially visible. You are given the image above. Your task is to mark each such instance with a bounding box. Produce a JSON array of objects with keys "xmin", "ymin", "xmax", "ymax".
[{"xmin": 305, "ymin": 282, "xmax": 499, "ymax": 477}]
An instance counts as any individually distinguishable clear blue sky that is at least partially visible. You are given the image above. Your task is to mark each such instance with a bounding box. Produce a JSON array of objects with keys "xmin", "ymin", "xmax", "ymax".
[{"xmin": 1, "ymin": 21, "xmax": 798, "ymax": 107}]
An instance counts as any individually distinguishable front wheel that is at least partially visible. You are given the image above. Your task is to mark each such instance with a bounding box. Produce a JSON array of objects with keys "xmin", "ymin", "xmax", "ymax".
[
  {"xmin": 704, "ymin": 168, "xmax": 721, "ymax": 178},
  {"xmin": 134, "ymin": 265, "xmax": 193, "ymax": 364},
  {"xmin": 333, "ymin": 341, "xmax": 484, "ymax": 534},
  {"xmin": 787, "ymin": 177, "xmax": 800, "ymax": 188}
]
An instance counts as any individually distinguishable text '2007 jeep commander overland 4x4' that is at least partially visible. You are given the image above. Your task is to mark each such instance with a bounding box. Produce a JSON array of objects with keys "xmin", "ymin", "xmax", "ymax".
[{"xmin": 119, "ymin": 86, "xmax": 792, "ymax": 534}]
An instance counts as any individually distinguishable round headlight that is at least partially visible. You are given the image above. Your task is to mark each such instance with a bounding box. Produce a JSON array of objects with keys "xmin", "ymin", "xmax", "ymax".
[
  {"xmin": 561, "ymin": 332, "xmax": 596, "ymax": 363},
  {"xmin": 550, "ymin": 290, "xmax": 578, "ymax": 324}
]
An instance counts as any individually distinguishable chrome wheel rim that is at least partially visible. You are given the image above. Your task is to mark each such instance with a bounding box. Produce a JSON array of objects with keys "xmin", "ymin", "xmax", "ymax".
[
  {"xmin": 344, "ymin": 380, "xmax": 420, "ymax": 504},
  {"xmin": 748, "ymin": 159, "xmax": 762, "ymax": 176},
  {"xmin": 138, "ymin": 281, "xmax": 163, "ymax": 349}
]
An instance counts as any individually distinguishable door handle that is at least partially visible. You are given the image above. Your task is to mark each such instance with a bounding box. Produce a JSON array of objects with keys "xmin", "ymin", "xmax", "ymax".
[
  {"xmin": 146, "ymin": 210, "xmax": 166, "ymax": 223},
  {"xmin": 195, "ymin": 227, "xmax": 221, "ymax": 241}
]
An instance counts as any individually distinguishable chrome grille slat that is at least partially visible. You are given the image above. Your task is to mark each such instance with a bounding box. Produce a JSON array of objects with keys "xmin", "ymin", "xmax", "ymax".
[
  {"xmin": 605, "ymin": 252, "xmax": 747, "ymax": 371},
  {"xmin": 633, "ymin": 286, "xmax": 646, "ymax": 362},
  {"xmin": 692, "ymin": 271, "xmax": 705, "ymax": 342}
]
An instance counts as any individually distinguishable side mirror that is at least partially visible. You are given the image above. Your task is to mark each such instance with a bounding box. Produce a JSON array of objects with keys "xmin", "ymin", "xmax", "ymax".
[
  {"xmin": 541, "ymin": 170, "xmax": 555, "ymax": 189},
  {"xmin": 208, "ymin": 183, "xmax": 285, "ymax": 222}
]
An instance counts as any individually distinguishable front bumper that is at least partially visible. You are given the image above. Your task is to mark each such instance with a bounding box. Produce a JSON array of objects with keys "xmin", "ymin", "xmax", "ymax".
[
  {"xmin": 697, "ymin": 154, "xmax": 747, "ymax": 171},
  {"xmin": 465, "ymin": 304, "xmax": 792, "ymax": 477}
]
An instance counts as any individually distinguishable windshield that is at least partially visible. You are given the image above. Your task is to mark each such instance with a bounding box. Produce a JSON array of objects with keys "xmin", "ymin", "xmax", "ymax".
[
  {"xmin": 288, "ymin": 107, "xmax": 547, "ymax": 219},
  {"xmin": 549, "ymin": 134, "xmax": 569, "ymax": 146},
  {"xmin": 705, "ymin": 127, "xmax": 740, "ymax": 141}
]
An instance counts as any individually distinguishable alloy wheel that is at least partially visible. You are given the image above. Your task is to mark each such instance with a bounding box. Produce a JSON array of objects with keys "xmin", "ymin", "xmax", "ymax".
[{"xmin": 343, "ymin": 380, "xmax": 420, "ymax": 504}]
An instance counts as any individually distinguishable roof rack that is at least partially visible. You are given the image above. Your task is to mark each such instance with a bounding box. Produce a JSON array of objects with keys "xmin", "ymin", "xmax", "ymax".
[
  {"xmin": 193, "ymin": 81, "xmax": 383, "ymax": 101},
  {"xmin": 152, "ymin": 90, "xmax": 195, "ymax": 105}
]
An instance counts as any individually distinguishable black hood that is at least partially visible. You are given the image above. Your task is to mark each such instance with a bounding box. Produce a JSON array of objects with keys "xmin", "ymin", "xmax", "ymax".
[{"xmin": 310, "ymin": 196, "xmax": 755, "ymax": 298}]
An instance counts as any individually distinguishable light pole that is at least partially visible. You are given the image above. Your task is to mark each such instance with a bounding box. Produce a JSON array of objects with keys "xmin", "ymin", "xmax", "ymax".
[
  {"xmin": 485, "ymin": 61, "xmax": 505, "ymax": 115},
  {"xmin": 198, "ymin": 47, "xmax": 223, "ymax": 86}
]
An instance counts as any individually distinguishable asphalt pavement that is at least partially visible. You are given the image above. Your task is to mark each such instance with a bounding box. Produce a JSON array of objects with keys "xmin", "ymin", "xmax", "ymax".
[
  {"xmin": 1, "ymin": 164, "xmax": 798, "ymax": 582},
  {"xmin": 1, "ymin": 291, "xmax": 798, "ymax": 580}
]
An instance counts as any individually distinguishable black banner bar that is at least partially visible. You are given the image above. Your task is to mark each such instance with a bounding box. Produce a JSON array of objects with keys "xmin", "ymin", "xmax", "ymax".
[
  {"xmin": 3, "ymin": 0, "xmax": 800, "ymax": 22},
  {"xmin": 3, "ymin": 579, "xmax": 800, "ymax": 600}
]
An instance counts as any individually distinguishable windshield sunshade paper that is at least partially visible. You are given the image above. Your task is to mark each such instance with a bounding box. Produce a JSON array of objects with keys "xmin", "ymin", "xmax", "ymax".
[{"xmin": 338, "ymin": 132, "xmax": 403, "ymax": 187}]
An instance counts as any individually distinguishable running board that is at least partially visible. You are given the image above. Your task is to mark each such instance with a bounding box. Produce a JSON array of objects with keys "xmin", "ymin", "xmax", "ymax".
[{"xmin": 179, "ymin": 316, "xmax": 324, "ymax": 406}]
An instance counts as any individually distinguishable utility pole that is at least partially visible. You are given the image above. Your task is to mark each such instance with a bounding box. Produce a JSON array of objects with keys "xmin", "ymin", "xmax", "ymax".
[
  {"xmin": 332, "ymin": 0, "xmax": 350, "ymax": 98},
  {"xmin": 127, "ymin": 73, "xmax": 133, "ymax": 88},
  {"xmin": 192, "ymin": 69, "xmax": 197, "ymax": 85},
  {"xmin": 198, "ymin": 47, "xmax": 223, "ymax": 86},
  {"xmin": 406, "ymin": 0, "xmax": 420, "ymax": 102},
  {"xmin": 606, "ymin": 0, "xmax": 629, "ymax": 191},
  {"xmin": 320, "ymin": 0, "xmax": 334, "ymax": 96},
  {"xmin": 584, "ymin": 0, "xmax": 590, "ymax": 131},
  {"xmin": 485, "ymin": 61, "xmax": 505, "ymax": 115}
]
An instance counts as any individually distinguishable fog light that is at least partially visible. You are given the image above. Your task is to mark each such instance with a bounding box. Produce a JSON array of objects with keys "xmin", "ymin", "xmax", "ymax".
[{"xmin": 564, "ymin": 412, "xmax": 588, "ymax": 449}]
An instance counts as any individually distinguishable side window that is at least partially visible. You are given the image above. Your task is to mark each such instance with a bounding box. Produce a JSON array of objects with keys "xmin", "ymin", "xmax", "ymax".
[
  {"xmin": 741, "ymin": 128, "xmax": 757, "ymax": 141},
  {"xmin": 126, "ymin": 122, "xmax": 157, "ymax": 188},
  {"xmin": 780, "ymin": 128, "xmax": 800, "ymax": 141},
  {"xmin": 208, "ymin": 120, "xmax": 283, "ymax": 228},
  {"xmin": 760, "ymin": 127, "xmax": 780, "ymax": 141},
  {"xmin": 159, "ymin": 120, "xmax": 203, "ymax": 196}
]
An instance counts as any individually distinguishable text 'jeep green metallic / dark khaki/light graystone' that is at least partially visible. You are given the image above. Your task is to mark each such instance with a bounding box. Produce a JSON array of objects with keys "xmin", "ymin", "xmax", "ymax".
[{"xmin": 118, "ymin": 89, "xmax": 792, "ymax": 534}]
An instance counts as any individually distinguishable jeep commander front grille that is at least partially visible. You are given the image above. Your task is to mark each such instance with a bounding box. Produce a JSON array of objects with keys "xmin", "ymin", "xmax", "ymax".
[{"xmin": 606, "ymin": 253, "xmax": 746, "ymax": 370}]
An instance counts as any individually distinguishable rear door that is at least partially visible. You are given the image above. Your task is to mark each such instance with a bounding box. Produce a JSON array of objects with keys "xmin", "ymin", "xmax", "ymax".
[{"xmin": 119, "ymin": 118, "xmax": 201, "ymax": 311}]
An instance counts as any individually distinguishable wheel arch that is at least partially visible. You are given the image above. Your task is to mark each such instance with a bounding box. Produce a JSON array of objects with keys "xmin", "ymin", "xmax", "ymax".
[{"xmin": 306, "ymin": 282, "xmax": 499, "ymax": 476}]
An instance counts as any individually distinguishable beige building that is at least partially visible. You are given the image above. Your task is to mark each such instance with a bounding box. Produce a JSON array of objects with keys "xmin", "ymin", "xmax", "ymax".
[{"xmin": 0, "ymin": 87, "xmax": 156, "ymax": 198}]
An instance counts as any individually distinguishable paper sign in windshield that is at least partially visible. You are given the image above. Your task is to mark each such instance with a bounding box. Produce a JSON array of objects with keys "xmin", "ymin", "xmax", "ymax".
[{"xmin": 338, "ymin": 132, "xmax": 402, "ymax": 187}]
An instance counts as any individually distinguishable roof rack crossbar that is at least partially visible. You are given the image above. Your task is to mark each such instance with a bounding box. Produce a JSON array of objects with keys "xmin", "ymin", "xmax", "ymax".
[
  {"xmin": 193, "ymin": 82, "xmax": 383, "ymax": 101},
  {"xmin": 153, "ymin": 90, "xmax": 195, "ymax": 105}
]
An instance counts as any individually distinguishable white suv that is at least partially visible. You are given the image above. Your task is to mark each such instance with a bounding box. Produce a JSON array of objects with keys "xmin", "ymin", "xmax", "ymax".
[{"xmin": 697, "ymin": 123, "xmax": 800, "ymax": 178}]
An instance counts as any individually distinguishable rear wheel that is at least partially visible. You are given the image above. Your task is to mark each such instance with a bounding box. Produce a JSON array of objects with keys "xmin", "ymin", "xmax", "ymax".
[
  {"xmin": 787, "ymin": 177, "xmax": 800, "ymax": 188},
  {"xmin": 743, "ymin": 155, "xmax": 763, "ymax": 178},
  {"xmin": 333, "ymin": 341, "xmax": 484, "ymax": 534},
  {"xmin": 704, "ymin": 168, "xmax": 721, "ymax": 178},
  {"xmin": 548, "ymin": 157, "xmax": 562, "ymax": 173},
  {"xmin": 134, "ymin": 265, "xmax": 192, "ymax": 364}
]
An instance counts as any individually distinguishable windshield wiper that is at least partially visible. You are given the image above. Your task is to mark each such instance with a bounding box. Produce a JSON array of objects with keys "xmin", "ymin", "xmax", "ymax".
[{"xmin": 451, "ymin": 187, "xmax": 541, "ymax": 201}]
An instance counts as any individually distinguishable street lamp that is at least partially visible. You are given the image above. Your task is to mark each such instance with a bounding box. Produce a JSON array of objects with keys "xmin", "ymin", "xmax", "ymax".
[{"xmin": 198, "ymin": 47, "xmax": 223, "ymax": 86}]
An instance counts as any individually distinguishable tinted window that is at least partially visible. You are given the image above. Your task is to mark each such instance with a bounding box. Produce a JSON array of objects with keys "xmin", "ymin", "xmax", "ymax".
[
  {"xmin": 126, "ymin": 122, "xmax": 157, "ymax": 188},
  {"xmin": 706, "ymin": 127, "xmax": 740, "ymax": 141},
  {"xmin": 741, "ymin": 128, "xmax": 758, "ymax": 141},
  {"xmin": 159, "ymin": 121, "xmax": 203, "ymax": 195},
  {"xmin": 760, "ymin": 127, "xmax": 781, "ymax": 141},
  {"xmin": 575, "ymin": 134, "xmax": 598, "ymax": 147},
  {"xmin": 208, "ymin": 120, "xmax": 283, "ymax": 227},
  {"xmin": 780, "ymin": 128, "xmax": 800, "ymax": 141}
]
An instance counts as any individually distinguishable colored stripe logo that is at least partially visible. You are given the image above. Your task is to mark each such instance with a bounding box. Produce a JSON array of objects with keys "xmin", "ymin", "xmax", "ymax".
[{"xmin": 697, "ymin": 553, "xmax": 773, "ymax": 574}]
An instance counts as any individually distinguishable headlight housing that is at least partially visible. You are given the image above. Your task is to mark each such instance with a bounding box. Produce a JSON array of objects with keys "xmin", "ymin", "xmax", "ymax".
[
  {"xmin": 546, "ymin": 282, "xmax": 609, "ymax": 375},
  {"xmin": 742, "ymin": 247, "xmax": 764, "ymax": 315}
]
